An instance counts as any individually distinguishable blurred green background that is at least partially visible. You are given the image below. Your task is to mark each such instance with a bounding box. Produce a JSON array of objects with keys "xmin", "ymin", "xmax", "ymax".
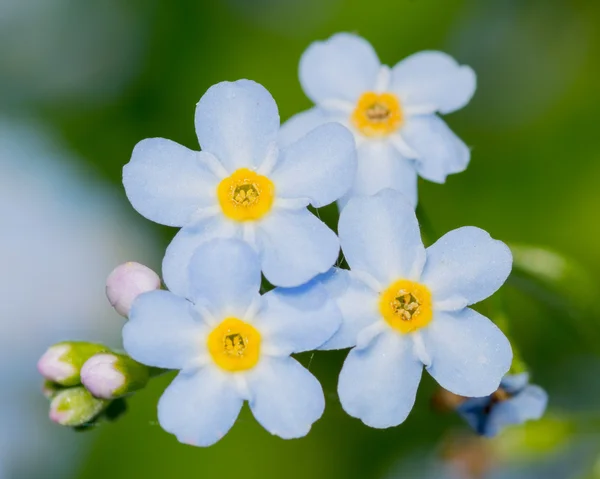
[{"xmin": 3, "ymin": 0, "xmax": 600, "ymax": 477}]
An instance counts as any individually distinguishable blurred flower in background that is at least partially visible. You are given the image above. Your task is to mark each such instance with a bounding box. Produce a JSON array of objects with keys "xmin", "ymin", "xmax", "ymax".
[
  {"xmin": 384, "ymin": 429, "xmax": 600, "ymax": 479},
  {"xmin": 0, "ymin": 118, "xmax": 158, "ymax": 477}
]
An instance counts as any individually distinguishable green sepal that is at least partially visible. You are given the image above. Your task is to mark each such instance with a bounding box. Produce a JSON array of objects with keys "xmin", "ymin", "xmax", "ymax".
[
  {"xmin": 112, "ymin": 354, "xmax": 150, "ymax": 397},
  {"xmin": 53, "ymin": 341, "xmax": 111, "ymax": 386}
]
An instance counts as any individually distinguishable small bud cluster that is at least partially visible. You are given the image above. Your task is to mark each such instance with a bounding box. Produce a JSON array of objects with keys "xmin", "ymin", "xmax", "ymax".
[
  {"xmin": 37, "ymin": 262, "xmax": 161, "ymax": 428},
  {"xmin": 38, "ymin": 341, "xmax": 153, "ymax": 428}
]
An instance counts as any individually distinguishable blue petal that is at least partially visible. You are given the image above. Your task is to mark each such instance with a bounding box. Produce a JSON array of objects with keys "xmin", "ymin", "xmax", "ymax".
[
  {"xmin": 390, "ymin": 51, "xmax": 476, "ymax": 114},
  {"xmin": 256, "ymin": 207, "xmax": 339, "ymax": 287},
  {"xmin": 300, "ymin": 33, "xmax": 380, "ymax": 105},
  {"xmin": 338, "ymin": 331, "xmax": 423, "ymax": 428},
  {"xmin": 271, "ymin": 122, "xmax": 356, "ymax": 208},
  {"xmin": 422, "ymin": 227, "xmax": 512, "ymax": 310},
  {"xmin": 456, "ymin": 396, "xmax": 491, "ymax": 434},
  {"xmin": 316, "ymin": 268, "xmax": 380, "ymax": 350},
  {"xmin": 338, "ymin": 141, "xmax": 418, "ymax": 210},
  {"xmin": 278, "ymin": 107, "xmax": 329, "ymax": 148},
  {"xmin": 401, "ymin": 115, "xmax": 470, "ymax": 183},
  {"xmin": 123, "ymin": 290, "xmax": 207, "ymax": 369},
  {"xmin": 247, "ymin": 356, "xmax": 324, "ymax": 439},
  {"xmin": 123, "ymin": 139, "xmax": 219, "ymax": 227},
  {"xmin": 162, "ymin": 217, "xmax": 241, "ymax": 298},
  {"xmin": 422, "ymin": 308, "xmax": 512, "ymax": 397},
  {"xmin": 187, "ymin": 239, "xmax": 262, "ymax": 318},
  {"xmin": 338, "ymin": 189, "xmax": 426, "ymax": 285},
  {"xmin": 484, "ymin": 385, "xmax": 548, "ymax": 437},
  {"xmin": 158, "ymin": 368, "xmax": 243, "ymax": 447},
  {"xmin": 195, "ymin": 80, "xmax": 280, "ymax": 173},
  {"xmin": 255, "ymin": 279, "xmax": 342, "ymax": 354},
  {"xmin": 501, "ymin": 373, "xmax": 530, "ymax": 395}
]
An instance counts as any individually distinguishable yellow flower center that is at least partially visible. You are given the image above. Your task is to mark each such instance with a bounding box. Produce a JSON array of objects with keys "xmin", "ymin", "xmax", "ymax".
[
  {"xmin": 207, "ymin": 317, "xmax": 261, "ymax": 372},
  {"xmin": 351, "ymin": 92, "xmax": 403, "ymax": 137},
  {"xmin": 379, "ymin": 279, "xmax": 433, "ymax": 334},
  {"xmin": 217, "ymin": 168, "xmax": 275, "ymax": 221}
]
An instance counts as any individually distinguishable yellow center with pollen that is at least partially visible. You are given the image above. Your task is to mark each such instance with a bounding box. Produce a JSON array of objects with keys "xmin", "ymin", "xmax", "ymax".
[
  {"xmin": 207, "ymin": 317, "xmax": 261, "ymax": 372},
  {"xmin": 351, "ymin": 92, "xmax": 403, "ymax": 137},
  {"xmin": 217, "ymin": 168, "xmax": 275, "ymax": 221},
  {"xmin": 379, "ymin": 279, "xmax": 433, "ymax": 334}
]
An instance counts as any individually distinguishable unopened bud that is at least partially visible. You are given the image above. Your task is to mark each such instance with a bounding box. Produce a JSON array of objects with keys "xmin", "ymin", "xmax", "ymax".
[
  {"xmin": 106, "ymin": 262, "xmax": 161, "ymax": 317},
  {"xmin": 81, "ymin": 353, "xmax": 150, "ymax": 399},
  {"xmin": 49, "ymin": 387, "xmax": 109, "ymax": 427},
  {"xmin": 37, "ymin": 342, "xmax": 109, "ymax": 386}
]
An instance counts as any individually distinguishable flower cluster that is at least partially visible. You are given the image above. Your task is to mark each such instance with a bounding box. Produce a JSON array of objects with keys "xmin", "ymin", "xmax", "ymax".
[{"xmin": 38, "ymin": 33, "xmax": 549, "ymax": 445}]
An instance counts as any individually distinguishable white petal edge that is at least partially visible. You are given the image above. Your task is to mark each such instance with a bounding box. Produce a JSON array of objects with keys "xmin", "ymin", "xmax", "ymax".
[
  {"xmin": 338, "ymin": 331, "xmax": 423, "ymax": 428},
  {"xmin": 422, "ymin": 226, "xmax": 513, "ymax": 310},
  {"xmin": 338, "ymin": 141, "xmax": 418, "ymax": 210},
  {"xmin": 338, "ymin": 189, "xmax": 425, "ymax": 285},
  {"xmin": 187, "ymin": 238, "xmax": 262, "ymax": 319},
  {"xmin": 247, "ymin": 356, "xmax": 325, "ymax": 439},
  {"xmin": 422, "ymin": 308, "xmax": 513, "ymax": 397},
  {"xmin": 401, "ymin": 115, "xmax": 470, "ymax": 184},
  {"xmin": 256, "ymin": 208, "xmax": 339, "ymax": 288},
  {"xmin": 158, "ymin": 368, "xmax": 243, "ymax": 447},
  {"xmin": 162, "ymin": 216, "xmax": 241, "ymax": 298},
  {"xmin": 299, "ymin": 32, "xmax": 381, "ymax": 105},
  {"xmin": 271, "ymin": 122, "xmax": 356, "ymax": 208},
  {"xmin": 255, "ymin": 279, "xmax": 342, "ymax": 355},
  {"xmin": 390, "ymin": 51, "xmax": 476, "ymax": 114},
  {"xmin": 123, "ymin": 290, "xmax": 207, "ymax": 370},
  {"xmin": 317, "ymin": 268, "xmax": 381, "ymax": 350},
  {"xmin": 195, "ymin": 80, "xmax": 280, "ymax": 173},
  {"xmin": 123, "ymin": 139, "xmax": 219, "ymax": 227}
]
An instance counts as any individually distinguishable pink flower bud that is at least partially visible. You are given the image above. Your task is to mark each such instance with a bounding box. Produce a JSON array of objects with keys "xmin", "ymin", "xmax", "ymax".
[
  {"xmin": 80, "ymin": 354, "xmax": 124, "ymax": 399},
  {"xmin": 81, "ymin": 353, "xmax": 150, "ymax": 399},
  {"xmin": 106, "ymin": 262, "xmax": 160, "ymax": 317},
  {"xmin": 37, "ymin": 344, "xmax": 76, "ymax": 384}
]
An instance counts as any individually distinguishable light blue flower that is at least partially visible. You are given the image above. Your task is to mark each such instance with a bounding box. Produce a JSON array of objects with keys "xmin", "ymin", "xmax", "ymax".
[
  {"xmin": 122, "ymin": 239, "xmax": 341, "ymax": 446},
  {"xmin": 318, "ymin": 189, "xmax": 512, "ymax": 428},
  {"xmin": 280, "ymin": 33, "xmax": 476, "ymax": 207},
  {"xmin": 123, "ymin": 79, "xmax": 356, "ymax": 289},
  {"xmin": 457, "ymin": 373, "xmax": 548, "ymax": 437}
]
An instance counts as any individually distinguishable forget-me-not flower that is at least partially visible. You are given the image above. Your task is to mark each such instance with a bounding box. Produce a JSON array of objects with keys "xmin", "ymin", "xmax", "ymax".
[
  {"xmin": 123, "ymin": 79, "xmax": 357, "ymax": 289},
  {"xmin": 123, "ymin": 239, "xmax": 341, "ymax": 446},
  {"xmin": 317, "ymin": 189, "xmax": 513, "ymax": 428},
  {"xmin": 457, "ymin": 373, "xmax": 548, "ymax": 437},
  {"xmin": 280, "ymin": 33, "xmax": 475, "ymax": 207}
]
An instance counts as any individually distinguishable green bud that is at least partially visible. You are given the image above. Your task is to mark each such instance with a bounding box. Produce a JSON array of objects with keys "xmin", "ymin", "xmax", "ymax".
[
  {"xmin": 49, "ymin": 386, "xmax": 109, "ymax": 427},
  {"xmin": 80, "ymin": 353, "xmax": 150, "ymax": 399},
  {"xmin": 38, "ymin": 341, "xmax": 110, "ymax": 386}
]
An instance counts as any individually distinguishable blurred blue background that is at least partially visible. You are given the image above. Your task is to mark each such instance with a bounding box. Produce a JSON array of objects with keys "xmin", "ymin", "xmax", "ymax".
[{"xmin": 1, "ymin": 0, "xmax": 599, "ymax": 478}]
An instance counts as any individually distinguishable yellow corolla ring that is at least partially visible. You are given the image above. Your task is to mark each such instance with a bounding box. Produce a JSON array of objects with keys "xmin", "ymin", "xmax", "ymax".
[
  {"xmin": 207, "ymin": 317, "xmax": 261, "ymax": 372},
  {"xmin": 217, "ymin": 168, "xmax": 275, "ymax": 221},
  {"xmin": 351, "ymin": 92, "xmax": 403, "ymax": 137},
  {"xmin": 379, "ymin": 279, "xmax": 433, "ymax": 334}
]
